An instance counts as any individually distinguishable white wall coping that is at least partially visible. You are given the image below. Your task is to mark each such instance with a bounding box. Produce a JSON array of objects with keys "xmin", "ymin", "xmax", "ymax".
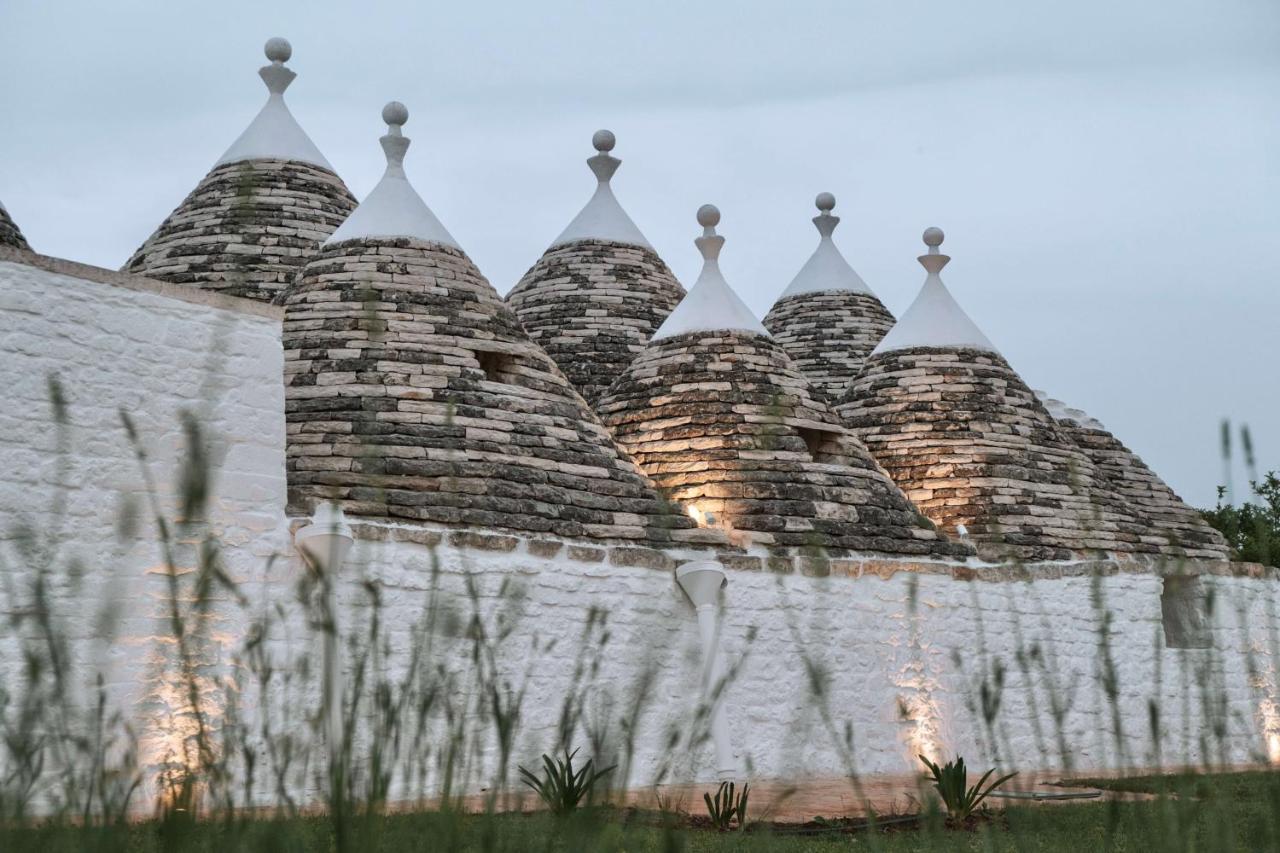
[
  {"xmin": 289, "ymin": 515, "xmax": 1263, "ymax": 581},
  {"xmin": 0, "ymin": 247, "xmax": 285, "ymax": 320}
]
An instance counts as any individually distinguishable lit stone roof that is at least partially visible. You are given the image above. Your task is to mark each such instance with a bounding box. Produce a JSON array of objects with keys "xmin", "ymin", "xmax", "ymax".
[
  {"xmin": 871, "ymin": 227, "xmax": 997, "ymax": 356},
  {"xmin": 651, "ymin": 205, "xmax": 768, "ymax": 341},
  {"xmin": 550, "ymin": 130, "xmax": 651, "ymax": 249},
  {"xmin": 0, "ymin": 200, "xmax": 30, "ymax": 251},
  {"xmin": 282, "ymin": 106, "xmax": 695, "ymax": 545},
  {"xmin": 216, "ymin": 37, "xmax": 333, "ymax": 170},
  {"xmin": 124, "ymin": 38, "xmax": 355, "ymax": 302},
  {"xmin": 324, "ymin": 102, "xmax": 458, "ymax": 248},
  {"xmin": 837, "ymin": 231, "xmax": 1169, "ymax": 562},
  {"xmin": 764, "ymin": 193, "xmax": 894, "ymax": 403},
  {"xmin": 777, "ymin": 193, "xmax": 874, "ymax": 299},
  {"xmin": 597, "ymin": 207, "xmax": 971, "ymax": 559},
  {"xmin": 1034, "ymin": 391, "xmax": 1229, "ymax": 559}
]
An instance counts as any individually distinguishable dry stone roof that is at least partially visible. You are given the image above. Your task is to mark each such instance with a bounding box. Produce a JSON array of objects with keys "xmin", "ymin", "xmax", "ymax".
[
  {"xmin": 597, "ymin": 207, "xmax": 970, "ymax": 558},
  {"xmin": 282, "ymin": 107, "xmax": 694, "ymax": 546},
  {"xmin": 123, "ymin": 39, "xmax": 356, "ymax": 302},
  {"xmin": 764, "ymin": 194, "xmax": 894, "ymax": 403},
  {"xmin": 837, "ymin": 230, "xmax": 1168, "ymax": 561},
  {"xmin": 0, "ymin": 201, "xmax": 29, "ymax": 251},
  {"xmin": 1037, "ymin": 393, "xmax": 1229, "ymax": 560},
  {"xmin": 508, "ymin": 132, "xmax": 683, "ymax": 406}
]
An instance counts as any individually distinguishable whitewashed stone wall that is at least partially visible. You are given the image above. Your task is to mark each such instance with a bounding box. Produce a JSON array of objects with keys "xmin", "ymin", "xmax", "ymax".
[
  {"xmin": 338, "ymin": 530, "xmax": 1280, "ymax": 790},
  {"xmin": 0, "ymin": 253, "xmax": 290, "ymax": 792}
]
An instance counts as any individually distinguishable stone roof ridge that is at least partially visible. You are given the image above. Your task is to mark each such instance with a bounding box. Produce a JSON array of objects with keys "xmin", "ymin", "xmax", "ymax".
[
  {"xmin": 777, "ymin": 192, "xmax": 875, "ymax": 299},
  {"xmin": 550, "ymin": 130, "xmax": 652, "ymax": 249},
  {"xmin": 1034, "ymin": 390, "xmax": 1106, "ymax": 430},
  {"xmin": 0, "ymin": 198, "xmax": 31, "ymax": 250},
  {"xmin": 324, "ymin": 102, "xmax": 460, "ymax": 248},
  {"xmin": 215, "ymin": 38, "xmax": 334, "ymax": 170},
  {"xmin": 871, "ymin": 227, "xmax": 998, "ymax": 356},
  {"xmin": 651, "ymin": 204, "xmax": 769, "ymax": 341}
]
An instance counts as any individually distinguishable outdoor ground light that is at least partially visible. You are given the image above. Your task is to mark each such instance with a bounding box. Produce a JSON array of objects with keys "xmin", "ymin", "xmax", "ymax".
[
  {"xmin": 675, "ymin": 559, "xmax": 736, "ymax": 780},
  {"xmin": 293, "ymin": 502, "xmax": 353, "ymax": 769},
  {"xmin": 294, "ymin": 502, "xmax": 354, "ymax": 576}
]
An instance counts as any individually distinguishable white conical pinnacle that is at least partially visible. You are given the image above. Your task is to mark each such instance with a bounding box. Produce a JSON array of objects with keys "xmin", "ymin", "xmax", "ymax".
[
  {"xmin": 379, "ymin": 100, "xmax": 411, "ymax": 178},
  {"xmin": 919, "ymin": 226, "xmax": 950, "ymax": 274},
  {"xmin": 587, "ymin": 129, "xmax": 622, "ymax": 183},
  {"xmin": 813, "ymin": 191, "xmax": 839, "ymax": 239},
  {"xmin": 695, "ymin": 203, "xmax": 724, "ymax": 262},
  {"xmin": 259, "ymin": 36, "xmax": 297, "ymax": 96}
]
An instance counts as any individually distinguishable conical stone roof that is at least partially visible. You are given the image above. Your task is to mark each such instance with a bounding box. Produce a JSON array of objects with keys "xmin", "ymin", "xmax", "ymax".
[
  {"xmin": 1035, "ymin": 392, "xmax": 1229, "ymax": 560},
  {"xmin": 837, "ymin": 229, "xmax": 1164, "ymax": 561},
  {"xmin": 124, "ymin": 38, "xmax": 356, "ymax": 302},
  {"xmin": 0, "ymin": 200, "xmax": 30, "ymax": 250},
  {"xmin": 763, "ymin": 193, "xmax": 895, "ymax": 403},
  {"xmin": 282, "ymin": 106, "xmax": 693, "ymax": 545},
  {"xmin": 507, "ymin": 131, "xmax": 684, "ymax": 406},
  {"xmin": 597, "ymin": 206, "xmax": 970, "ymax": 558}
]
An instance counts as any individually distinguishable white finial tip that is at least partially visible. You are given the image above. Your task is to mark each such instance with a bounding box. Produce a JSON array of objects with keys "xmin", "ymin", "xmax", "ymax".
[
  {"xmin": 264, "ymin": 37, "xmax": 292, "ymax": 64},
  {"xmin": 696, "ymin": 204, "xmax": 720, "ymax": 228},
  {"xmin": 922, "ymin": 226, "xmax": 945, "ymax": 248},
  {"xmin": 592, "ymin": 129, "xmax": 616, "ymax": 153},
  {"xmin": 382, "ymin": 101, "xmax": 409, "ymax": 128},
  {"xmin": 815, "ymin": 192, "xmax": 836, "ymax": 213}
]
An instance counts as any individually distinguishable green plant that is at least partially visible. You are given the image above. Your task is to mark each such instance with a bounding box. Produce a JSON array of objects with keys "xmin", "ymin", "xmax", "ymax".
[
  {"xmin": 703, "ymin": 780, "xmax": 749, "ymax": 831},
  {"xmin": 517, "ymin": 749, "xmax": 615, "ymax": 815},
  {"xmin": 919, "ymin": 755, "xmax": 1016, "ymax": 820},
  {"xmin": 1202, "ymin": 474, "xmax": 1280, "ymax": 567}
]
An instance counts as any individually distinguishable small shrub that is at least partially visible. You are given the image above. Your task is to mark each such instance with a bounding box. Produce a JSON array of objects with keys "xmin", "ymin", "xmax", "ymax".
[
  {"xmin": 919, "ymin": 755, "xmax": 1016, "ymax": 820},
  {"xmin": 517, "ymin": 749, "xmax": 615, "ymax": 815},
  {"xmin": 1201, "ymin": 473, "xmax": 1280, "ymax": 566},
  {"xmin": 703, "ymin": 780, "xmax": 749, "ymax": 831}
]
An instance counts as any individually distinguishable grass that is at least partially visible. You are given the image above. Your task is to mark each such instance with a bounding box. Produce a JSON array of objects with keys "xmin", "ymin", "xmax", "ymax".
[
  {"xmin": 5, "ymin": 775, "xmax": 1280, "ymax": 853},
  {"xmin": 1061, "ymin": 768, "xmax": 1280, "ymax": 798}
]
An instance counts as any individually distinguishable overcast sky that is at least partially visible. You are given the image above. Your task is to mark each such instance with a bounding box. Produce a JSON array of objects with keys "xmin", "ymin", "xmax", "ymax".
[{"xmin": 2, "ymin": 0, "xmax": 1276, "ymax": 507}]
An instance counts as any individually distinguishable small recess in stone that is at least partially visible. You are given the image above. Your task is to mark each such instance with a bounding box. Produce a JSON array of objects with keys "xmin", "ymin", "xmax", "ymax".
[
  {"xmin": 797, "ymin": 426, "xmax": 840, "ymax": 461},
  {"xmin": 475, "ymin": 350, "xmax": 514, "ymax": 383}
]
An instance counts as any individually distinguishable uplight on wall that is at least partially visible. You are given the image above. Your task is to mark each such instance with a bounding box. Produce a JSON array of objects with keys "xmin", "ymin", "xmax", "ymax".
[
  {"xmin": 1260, "ymin": 697, "xmax": 1280, "ymax": 765},
  {"xmin": 685, "ymin": 504, "xmax": 713, "ymax": 527}
]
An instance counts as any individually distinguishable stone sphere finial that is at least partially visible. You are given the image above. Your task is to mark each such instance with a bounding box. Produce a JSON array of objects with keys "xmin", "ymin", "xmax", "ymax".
[
  {"xmin": 697, "ymin": 204, "xmax": 721, "ymax": 229},
  {"xmin": 592, "ymin": 129, "xmax": 616, "ymax": 153},
  {"xmin": 382, "ymin": 101, "xmax": 409, "ymax": 128},
  {"xmin": 815, "ymin": 192, "xmax": 836, "ymax": 213},
  {"xmin": 265, "ymin": 37, "xmax": 292, "ymax": 64},
  {"xmin": 923, "ymin": 226, "xmax": 945, "ymax": 248}
]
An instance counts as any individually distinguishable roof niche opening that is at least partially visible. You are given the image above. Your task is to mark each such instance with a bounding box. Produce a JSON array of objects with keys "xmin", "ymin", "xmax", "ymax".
[
  {"xmin": 476, "ymin": 350, "xmax": 515, "ymax": 383},
  {"xmin": 797, "ymin": 425, "xmax": 841, "ymax": 463}
]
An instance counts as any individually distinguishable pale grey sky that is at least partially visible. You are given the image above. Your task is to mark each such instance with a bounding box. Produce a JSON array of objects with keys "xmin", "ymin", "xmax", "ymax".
[{"xmin": 2, "ymin": 0, "xmax": 1276, "ymax": 507}]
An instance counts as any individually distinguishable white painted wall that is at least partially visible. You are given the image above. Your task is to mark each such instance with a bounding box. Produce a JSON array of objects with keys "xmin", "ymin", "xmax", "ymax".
[
  {"xmin": 337, "ymin": 532, "xmax": 1280, "ymax": 794},
  {"xmin": 0, "ymin": 257, "xmax": 290, "ymax": 796}
]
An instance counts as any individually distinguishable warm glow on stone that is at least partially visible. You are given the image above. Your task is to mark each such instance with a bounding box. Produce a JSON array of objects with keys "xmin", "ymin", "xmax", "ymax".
[
  {"xmin": 1260, "ymin": 697, "xmax": 1280, "ymax": 764},
  {"xmin": 685, "ymin": 504, "xmax": 709, "ymax": 527}
]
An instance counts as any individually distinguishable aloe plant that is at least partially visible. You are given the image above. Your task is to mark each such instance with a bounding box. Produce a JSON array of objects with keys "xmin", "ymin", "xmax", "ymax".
[
  {"xmin": 919, "ymin": 755, "xmax": 1016, "ymax": 820},
  {"xmin": 517, "ymin": 749, "xmax": 615, "ymax": 815},
  {"xmin": 703, "ymin": 780, "xmax": 750, "ymax": 831}
]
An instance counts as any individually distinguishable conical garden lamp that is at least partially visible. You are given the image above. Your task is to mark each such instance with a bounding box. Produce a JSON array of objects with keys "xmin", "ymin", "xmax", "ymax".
[{"xmin": 294, "ymin": 502, "xmax": 354, "ymax": 576}]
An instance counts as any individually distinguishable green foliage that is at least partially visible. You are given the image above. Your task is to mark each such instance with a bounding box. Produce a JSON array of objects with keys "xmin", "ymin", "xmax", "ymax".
[
  {"xmin": 703, "ymin": 780, "xmax": 749, "ymax": 831},
  {"xmin": 517, "ymin": 749, "xmax": 615, "ymax": 815},
  {"xmin": 919, "ymin": 755, "xmax": 1016, "ymax": 820},
  {"xmin": 1201, "ymin": 473, "xmax": 1280, "ymax": 566}
]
